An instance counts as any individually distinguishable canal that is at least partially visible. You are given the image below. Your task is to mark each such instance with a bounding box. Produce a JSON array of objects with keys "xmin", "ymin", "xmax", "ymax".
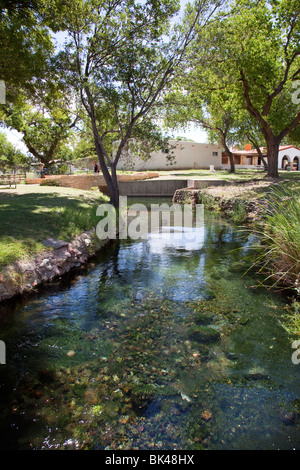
[{"xmin": 0, "ymin": 199, "xmax": 299, "ymax": 450}]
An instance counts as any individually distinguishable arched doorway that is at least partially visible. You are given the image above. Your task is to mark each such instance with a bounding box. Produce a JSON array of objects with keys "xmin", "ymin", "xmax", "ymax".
[
  {"xmin": 282, "ymin": 156, "xmax": 289, "ymax": 169},
  {"xmin": 293, "ymin": 156, "xmax": 299, "ymax": 171}
]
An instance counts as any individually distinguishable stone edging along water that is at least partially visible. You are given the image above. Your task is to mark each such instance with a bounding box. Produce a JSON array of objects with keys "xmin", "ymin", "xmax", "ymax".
[{"xmin": 0, "ymin": 229, "xmax": 110, "ymax": 303}]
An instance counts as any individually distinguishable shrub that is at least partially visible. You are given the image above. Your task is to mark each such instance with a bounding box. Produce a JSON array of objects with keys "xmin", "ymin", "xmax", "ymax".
[
  {"xmin": 281, "ymin": 301, "xmax": 300, "ymax": 337},
  {"xmin": 231, "ymin": 199, "xmax": 247, "ymax": 225},
  {"xmin": 197, "ymin": 191, "xmax": 220, "ymax": 211},
  {"xmin": 40, "ymin": 180, "xmax": 61, "ymax": 187},
  {"xmin": 56, "ymin": 164, "xmax": 69, "ymax": 175}
]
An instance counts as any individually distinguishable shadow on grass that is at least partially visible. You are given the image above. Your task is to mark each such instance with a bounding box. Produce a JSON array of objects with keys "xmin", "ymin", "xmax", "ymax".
[{"xmin": 0, "ymin": 192, "xmax": 106, "ymax": 267}]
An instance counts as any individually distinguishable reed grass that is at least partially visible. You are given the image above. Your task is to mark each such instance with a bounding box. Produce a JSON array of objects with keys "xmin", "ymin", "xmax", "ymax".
[
  {"xmin": 249, "ymin": 184, "xmax": 300, "ymax": 293},
  {"xmin": 245, "ymin": 184, "xmax": 300, "ymax": 335}
]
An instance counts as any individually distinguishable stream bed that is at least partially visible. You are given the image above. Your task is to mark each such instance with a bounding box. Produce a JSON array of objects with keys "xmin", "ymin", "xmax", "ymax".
[{"xmin": 0, "ymin": 199, "xmax": 299, "ymax": 450}]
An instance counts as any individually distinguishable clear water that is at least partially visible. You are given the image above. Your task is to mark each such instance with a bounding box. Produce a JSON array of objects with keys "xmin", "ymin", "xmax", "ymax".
[{"xmin": 0, "ymin": 199, "xmax": 299, "ymax": 450}]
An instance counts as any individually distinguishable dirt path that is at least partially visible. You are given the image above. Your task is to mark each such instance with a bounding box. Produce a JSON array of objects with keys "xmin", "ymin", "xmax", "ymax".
[
  {"xmin": 201, "ymin": 179, "xmax": 277, "ymax": 200},
  {"xmin": 0, "ymin": 184, "xmax": 101, "ymax": 198}
]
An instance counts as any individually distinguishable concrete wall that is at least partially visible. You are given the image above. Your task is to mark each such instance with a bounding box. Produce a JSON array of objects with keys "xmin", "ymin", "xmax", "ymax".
[
  {"xmin": 117, "ymin": 140, "xmax": 223, "ymax": 171},
  {"xmin": 118, "ymin": 179, "xmax": 188, "ymax": 197}
]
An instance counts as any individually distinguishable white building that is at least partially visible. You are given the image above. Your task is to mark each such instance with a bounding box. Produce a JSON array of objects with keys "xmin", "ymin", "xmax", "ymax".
[
  {"xmin": 117, "ymin": 140, "xmax": 222, "ymax": 171},
  {"xmin": 223, "ymin": 144, "xmax": 300, "ymax": 170},
  {"xmin": 278, "ymin": 145, "xmax": 300, "ymax": 170},
  {"xmin": 76, "ymin": 142, "xmax": 300, "ymax": 172}
]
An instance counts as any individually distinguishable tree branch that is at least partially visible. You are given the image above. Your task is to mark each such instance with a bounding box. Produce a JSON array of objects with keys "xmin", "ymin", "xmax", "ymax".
[{"xmin": 278, "ymin": 109, "xmax": 300, "ymax": 142}]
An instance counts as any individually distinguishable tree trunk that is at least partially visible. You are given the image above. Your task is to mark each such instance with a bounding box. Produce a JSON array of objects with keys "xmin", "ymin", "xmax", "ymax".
[
  {"xmin": 223, "ymin": 143, "xmax": 235, "ymax": 173},
  {"xmin": 96, "ymin": 157, "xmax": 120, "ymax": 209},
  {"xmin": 265, "ymin": 134, "xmax": 279, "ymax": 178},
  {"xmin": 261, "ymin": 156, "xmax": 268, "ymax": 171},
  {"xmin": 108, "ymin": 163, "xmax": 120, "ymax": 209},
  {"xmin": 228, "ymin": 151, "xmax": 235, "ymax": 173},
  {"xmin": 253, "ymin": 143, "xmax": 268, "ymax": 170},
  {"xmin": 89, "ymin": 116, "xmax": 120, "ymax": 208}
]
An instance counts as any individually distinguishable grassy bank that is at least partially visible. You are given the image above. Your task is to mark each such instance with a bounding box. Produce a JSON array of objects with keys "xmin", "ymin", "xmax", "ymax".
[
  {"xmin": 249, "ymin": 184, "xmax": 300, "ymax": 336},
  {"xmin": 195, "ymin": 179, "xmax": 300, "ymax": 224},
  {"xmin": 0, "ymin": 185, "xmax": 109, "ymax": 269}
]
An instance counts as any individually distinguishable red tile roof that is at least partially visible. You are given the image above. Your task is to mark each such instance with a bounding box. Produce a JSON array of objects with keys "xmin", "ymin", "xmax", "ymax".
[
  {"xmin": 231, "ymin": 147, "xmax": 266, "ymax": 156},
  {"xmin": 230, "ymin": 145, "xmax": 300, "ymax": 156},
  {"xmin": 279, "ymin": 145, "xmax": 300, "ymax": 151}
]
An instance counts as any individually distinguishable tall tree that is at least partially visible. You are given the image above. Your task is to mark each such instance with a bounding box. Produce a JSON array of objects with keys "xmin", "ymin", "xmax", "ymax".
[
  {"xmin": 52, "ymin": 0, "xmax": 222, "ymax": 207},
  {"xmin": 161, "ymin": 1, "xmax": 244, "ymax": 173},
  {"xmin": 209, "ymin": 0, "xmax": 300, "ymax": 178},
  {"xmin": 167, "ymin": 0, "xmax": 300, "ymax": 178}
]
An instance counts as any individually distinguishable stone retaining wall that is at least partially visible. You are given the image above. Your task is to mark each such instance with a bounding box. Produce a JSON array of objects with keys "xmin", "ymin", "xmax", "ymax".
[{"xmin": 0, "ymin": 229, "xmax": 110, "ymax": 303}]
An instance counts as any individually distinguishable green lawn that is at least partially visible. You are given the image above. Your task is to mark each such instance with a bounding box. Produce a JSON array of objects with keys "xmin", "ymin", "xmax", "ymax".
[{"xmin": 0, "ymin": 186, "xmax": 108, "ymax": 268}]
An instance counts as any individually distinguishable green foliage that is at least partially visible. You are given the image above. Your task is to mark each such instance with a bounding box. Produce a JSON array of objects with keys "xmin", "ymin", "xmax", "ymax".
[
  {"xmin": 4, "ymin": 87, "xmax": 79, "ymax": 166},
  {"xmin": 49, "ymin": 0, "xmax": 221, "ymax": 206},
  {"xmin": 250, "ymin": 184, "xmax": 300, "ymax": 292},
  {"xmin": 117, "ymin": 121, "xmax": 175, "ymax": 170},
  {"xmin": 281, "ymin": 301, "xmax": 300, "ymax": 337},
  {"xmin": 224, "ymin": 0, "xmax": 300, "ymax": 175},
  {"xmin": 0, "ymin": 131, "xmax": 28, "ymax": 171},
  {"xmin": 196, "ymin": 191, "xmax": 220, "ymax": 211},
  {"xmin": 55, "ymin": 164, "xmax": 69, "ymax": 175},
  {"xmin": 0, "ymin": 0, "xmax": 54, "ymax": 104},
  {"xmin": 0, "ymin": 0, "xmax": 79, "ymax": 167},
  {"xmin": 164, "ymin": 0, "xmax": 300, "ymax": 177},
  {"xmin": 39, "ymin": 180, "xmax": 60, "ymax": 186},
  {"xmin": 231, "ymin": 200, "xmax": 248, "ymax": 225}
]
